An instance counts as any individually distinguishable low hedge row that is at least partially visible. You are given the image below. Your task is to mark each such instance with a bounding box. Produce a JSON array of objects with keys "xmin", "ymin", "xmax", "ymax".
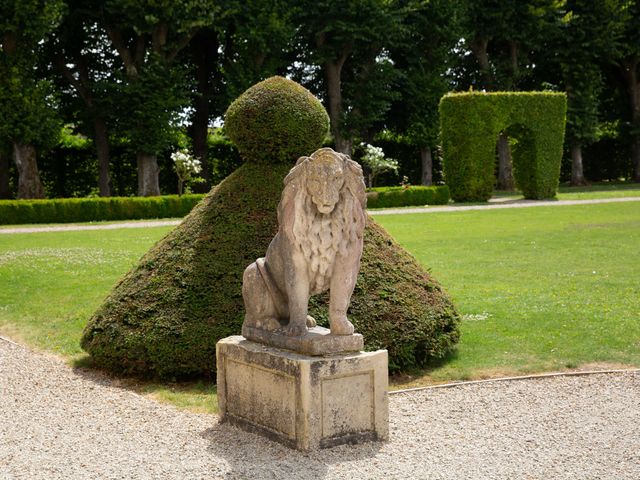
[
  {"xmin": 0, "ymin": 185, "xmax": 451, "ymax": 225},
  {"xmin": 0, "ymin": 195, "xmax": 205, "ymax": 225},
  {"xmin": 366, "ymin": 185, "xmax": 450, "ymax": 208}
]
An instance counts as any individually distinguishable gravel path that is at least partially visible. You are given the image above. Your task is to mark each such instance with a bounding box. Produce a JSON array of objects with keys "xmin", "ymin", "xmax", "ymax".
[
  {"xmin": 2, "ymin": 197, "xmax": 639, "ymax": 234},
  {"xmin": 0, "ymin": 220, "xmax": 181, "ymax": 235},
  {"xmin": 369, "ymin": 195, "xmax": 640, "ymax": 215},
  {"xmin": 1, "ymin": 337, "xmax": 639, "ymax": 479}
]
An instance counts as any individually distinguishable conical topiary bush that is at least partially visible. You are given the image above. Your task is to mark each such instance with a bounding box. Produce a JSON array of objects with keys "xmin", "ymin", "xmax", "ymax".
[{"xmin": 81, "ymin": 76, "xmax": 459, "ymax": 378}]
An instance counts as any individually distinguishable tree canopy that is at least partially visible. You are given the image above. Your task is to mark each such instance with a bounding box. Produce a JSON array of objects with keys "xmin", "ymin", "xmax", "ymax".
[{"xmin": 1, "ymin": 0, "xmax": 639, "ymax": 199}]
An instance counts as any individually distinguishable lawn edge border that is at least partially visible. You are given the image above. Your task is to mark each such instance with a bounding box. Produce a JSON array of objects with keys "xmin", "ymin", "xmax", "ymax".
[{"xmin": 390, "ymin": 368, "xmax": 640, "ymax": 395}]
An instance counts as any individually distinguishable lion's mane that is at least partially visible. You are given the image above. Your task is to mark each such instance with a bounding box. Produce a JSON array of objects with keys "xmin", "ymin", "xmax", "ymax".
[{"xmin": 278, "ymin": 151, "xmax": 367, "ymax": 294}]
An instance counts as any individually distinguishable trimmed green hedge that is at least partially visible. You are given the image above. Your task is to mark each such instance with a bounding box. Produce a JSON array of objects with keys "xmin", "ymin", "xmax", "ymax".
[
  {"xmin": 0, "ymin": 185, "xmax": 452, "ymax": 224},
  {"xmin": 439, "ymin": 92, "xmax": 567, "ymax": 202},
  {"xmin": 366, "ymin": 185, "xmax": 450, "ymax": 208},
  {"xmin": 224, "ymin": 76, "xmax": 329, "ymax": 163},
  {"xmin": 0, "ymin": 195, "xmax": 204, "ymax": 225}
]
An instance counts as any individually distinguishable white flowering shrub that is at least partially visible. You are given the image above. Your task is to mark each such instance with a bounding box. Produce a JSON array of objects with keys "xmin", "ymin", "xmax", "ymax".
[
  {"xmin": 171, "ymin": 149, "xmax": 203, "ymax": 195},
  {"xmin": 360, "ymin": 143, "xmax": 399, "ymax": 187}
]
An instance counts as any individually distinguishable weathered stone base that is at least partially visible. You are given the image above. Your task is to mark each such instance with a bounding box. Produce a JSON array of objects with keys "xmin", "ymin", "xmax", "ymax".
[
  {"xmin": 216, "ymin": 336, "xmax": 388, "ymax": 451},
  {"xmin": 241, "ymin": 325, "xmax": 364, "ymax": 355}
]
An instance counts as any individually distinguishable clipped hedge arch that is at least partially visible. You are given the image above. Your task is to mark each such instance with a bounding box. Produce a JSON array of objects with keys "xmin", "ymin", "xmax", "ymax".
[{"xmin": 439, "ymin": 92, "xmax": 567, "ymax": 202}]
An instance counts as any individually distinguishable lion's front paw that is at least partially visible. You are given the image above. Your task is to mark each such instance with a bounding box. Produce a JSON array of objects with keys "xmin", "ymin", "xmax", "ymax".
[
  {"xmin": 330, "ymin": 318, "xmax": 354, "ymax": 336},
  {"xmin": 306, "ymin": 315, "xmax": 317, "ymax": 328}
]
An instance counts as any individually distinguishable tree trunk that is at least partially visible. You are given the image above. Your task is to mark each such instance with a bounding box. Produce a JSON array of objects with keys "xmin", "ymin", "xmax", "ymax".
[
  {"xmin": 632, "ymin": 138, "xmax": 640, "ymax": 182},
  {"xmin": 189, "ymin": 31, "xmax": 217, "ymax": 190},
  {"xmin": 420, "ymin": 146, "xmax": 433, "ymax": 186},
  {"xmin": 622, "ymin": 59, "xmax": 640, "ymax": 182},
  {"xmin": 191, "ymin": 102, "xmax": 210, "ymax": 190},
  {"xmin": 508, "ymin": 41, "xmax": 519, "ymax": 90},
  {"xmin": 137, "ymin": 153, "xmax": 160, "ymax": 196},
  {"xmin": 497, "ymin": 133, "xmax": 515, "ymax": 190},
  {"xmin": 324, "ymin": 61, "xmax": 352, "ymax": 155},
  {"xmin": 570, "ymin": 143, "xmax": 587, "ymax": 186},
  {"xmin": 470, "ymin": 37, "xmax": 492, "ymax": 90},
  {"xmin": 94, "ymin": 117, "xmax": 112, "ymax": 197},
  {"xmin": 0, "ymin": 150, "xmax": 10, "ymax": 199},
  {"xmin": 12, "ymin": 143, "xmax": 45, "ymax": 199}
]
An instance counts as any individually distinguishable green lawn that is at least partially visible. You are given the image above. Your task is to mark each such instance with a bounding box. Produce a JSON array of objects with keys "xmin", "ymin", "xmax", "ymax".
[
  {"xmin": 0, "ymin": 227, "xmax": 219, "ymax": 412},
  {"xmin": 376, "ymin": 201, "xmax": 640, "ymax": 386},
  {"xmin": 0, "ymin": 227, "xmax": 173, "ymax": 355},
  {"xmin": 1, "ymin": 200, "xmax": 639, "ymax": 410}
]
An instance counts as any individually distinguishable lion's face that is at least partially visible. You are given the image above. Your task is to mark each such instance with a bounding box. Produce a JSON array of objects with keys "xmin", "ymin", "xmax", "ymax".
[{"xmin": 306, "ymin": 159, "xmax": 345, "ymax": 214}]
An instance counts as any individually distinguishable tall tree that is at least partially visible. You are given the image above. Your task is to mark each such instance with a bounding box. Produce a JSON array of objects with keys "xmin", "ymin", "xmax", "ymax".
[
  {"xmin": 0, "ymin": 0, "xmax": 64, "ymax": 198},
  {"xmin": 97, "ymin": 0, "xmax": 215, "ymax": 196},
  {"xmin": 558, "ymin": 0, "xmax": 621, "ymax": 185},
  {"xmin": 463, "ymin": 1, "xmax": 515, "ymax": 189},
  {"xmin": 388, "ymin": 0, "xmax": 462, "ymax": 185},
  {"xmin": 461, "ymin": 0, "xmax": 563, "ymax": 190},
  {"xmin": 51, "ymin": 2, "xmax": 119, "ymax": 196},
  {"xmin": 186, "ymin": 0, "xmax": 295, "ymax": 188},
  {"xmin": 614, "ymin": 0, "xmax": 640, "ymax": 181},
  {"xmin": 296, "ymin": 0, "xmax": 403, "ymax": 155},
  {"xmin": 186, "ymin": 28, "xmax": 218, "ymax": 188}
]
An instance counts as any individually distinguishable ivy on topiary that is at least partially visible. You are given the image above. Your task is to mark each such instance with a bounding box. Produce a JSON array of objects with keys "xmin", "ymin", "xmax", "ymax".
[
  {"xmin": 439, "ymin": 92, "xmax": 567, "ymax": 202},
  {"xmin": 82, "ymin": 76, "xmax": 460, "ymax": 378},
  {"xmin": 224, "ymin": 76, "xmax": 330, "ymax": 163}
]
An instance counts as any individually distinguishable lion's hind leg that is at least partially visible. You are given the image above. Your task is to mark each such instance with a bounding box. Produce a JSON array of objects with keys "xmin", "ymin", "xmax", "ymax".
[{"xmin": 242, "ymin": 259, "xmax": 282, "ymax": 332}]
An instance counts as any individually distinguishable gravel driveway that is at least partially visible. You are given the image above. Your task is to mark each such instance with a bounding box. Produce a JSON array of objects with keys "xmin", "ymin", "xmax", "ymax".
[{"xmin": 1, "ymin": 337, "xmax": 639, "ymax": 479}]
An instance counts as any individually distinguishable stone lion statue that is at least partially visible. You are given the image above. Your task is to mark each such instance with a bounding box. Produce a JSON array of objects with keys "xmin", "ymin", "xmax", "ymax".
[{"xmin": 242, "ymin": 147, "xmax": 367, "ymax": 337}]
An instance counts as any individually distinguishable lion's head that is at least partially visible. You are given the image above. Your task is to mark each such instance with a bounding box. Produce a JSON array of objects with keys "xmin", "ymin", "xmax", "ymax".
[
  {"xmin": 304, "ymin": 149, "xmax": 346, "ymax": 214},
  {"xmin": 280, "ymin": 147, "xmax": 366, "ymax": 224}
]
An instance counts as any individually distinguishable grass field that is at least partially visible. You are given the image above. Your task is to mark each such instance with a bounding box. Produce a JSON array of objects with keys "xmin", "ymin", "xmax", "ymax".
[
  {"xmin": 0, "ymin": 227, "xmax": 218, "ymax": 412},
  {"xmin": 376, "ymin": 201, "xmax": 640, "ymax": 386},
  {"xmin": 1, "ymin": 199, "xmax": 639, "ymax": 411},
  {"xmin": 0, "ymin": 228, "xmax": 173, "ymax": 355}
]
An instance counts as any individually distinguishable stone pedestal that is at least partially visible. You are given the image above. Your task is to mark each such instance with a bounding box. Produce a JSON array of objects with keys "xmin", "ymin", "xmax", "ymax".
[
  {"xmin": 216, "ymin": 336, "xmax": 389, "ymax": 451},
  {"xmin": 242, "ymin": 325, "xmax": 364, "ymax": 356}
]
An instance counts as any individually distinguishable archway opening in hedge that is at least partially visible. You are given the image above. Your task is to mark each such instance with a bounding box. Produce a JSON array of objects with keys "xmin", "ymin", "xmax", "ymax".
[{"xmin": 439, "ymin": 92, "xmax": 567, "ymax": 202}]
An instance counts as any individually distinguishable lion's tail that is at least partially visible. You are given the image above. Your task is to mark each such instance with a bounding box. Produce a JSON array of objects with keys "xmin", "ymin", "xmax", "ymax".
[{"xmin": 255, "ymin": 258, "xmax": 288, "ymax": 320}]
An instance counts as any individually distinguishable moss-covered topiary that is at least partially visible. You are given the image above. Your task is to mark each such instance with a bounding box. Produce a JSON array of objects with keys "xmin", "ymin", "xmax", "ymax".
[
  {"xmin": 224, "ymin": 76, "xmax": 329, "ymax": 163},
  {"xmin": 81, "ymin": 168, "xmax": 459, "ymax": 376},
  {"xmin": 81, "ymin": 77, "xmax": 459, "ymax": 378}
]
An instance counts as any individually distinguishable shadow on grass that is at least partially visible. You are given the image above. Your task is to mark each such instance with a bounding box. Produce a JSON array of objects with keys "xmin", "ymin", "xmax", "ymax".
[{"xmin": 390, "ymin": 350, "xmax": 460, "ymax": 389}]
